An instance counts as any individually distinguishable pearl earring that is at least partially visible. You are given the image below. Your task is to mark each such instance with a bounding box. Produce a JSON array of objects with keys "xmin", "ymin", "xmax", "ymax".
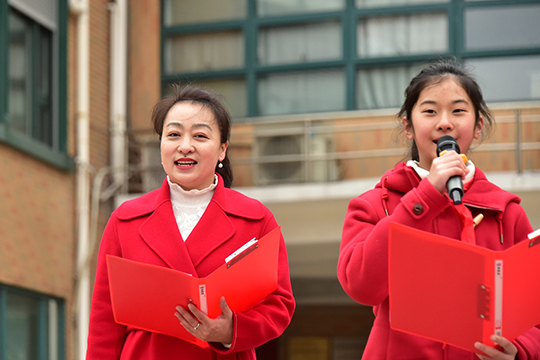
[{"xmin": 218, "ymin": 162, "xmax": 223, "ymax": 168}]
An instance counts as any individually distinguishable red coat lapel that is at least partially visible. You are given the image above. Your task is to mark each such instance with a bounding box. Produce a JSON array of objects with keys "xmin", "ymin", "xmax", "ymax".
[
  {"xmin": 136, "ymin": 188, "xmax": 198, "ymax": 276},
  {"xmin": 184, "ymin": 201, "xmax": 236, "ymax": 269}
]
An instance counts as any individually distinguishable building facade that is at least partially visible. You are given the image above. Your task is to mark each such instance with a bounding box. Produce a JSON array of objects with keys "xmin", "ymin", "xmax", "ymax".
[{"xmin": 0, "ymin": 0, "xmax": 539, "ymax": 359}]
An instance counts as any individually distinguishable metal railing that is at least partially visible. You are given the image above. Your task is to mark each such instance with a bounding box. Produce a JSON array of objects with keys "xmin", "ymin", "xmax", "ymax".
[{"xmin": 227, "ymin": 104, "xmax": 540, "ymax": 187}]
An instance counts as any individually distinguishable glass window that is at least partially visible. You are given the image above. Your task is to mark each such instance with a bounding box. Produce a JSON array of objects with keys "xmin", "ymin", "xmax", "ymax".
[
  {"xmin": 8, "ymin": 8, "xmax": 54, "ymax": 148},
  {"xmin": 163, "ymin": 0, "xmax": 247, "ymax": 26},
  {"xmin": 2, "ymin": 2, "xmax": 67, "ymax": 166},
  {"xmin": 197, "ymin": 79, "xmax": 248, "ymax": 119},
  {"xmin": 356, "ymin": 0, "xmax": 448, "ymax": 8},
  {"xmin": 6, "ymin": 292, "xmax": 40, "ymax": 360},
  {"xmin": 357, "ymin": 64, "xmax": 422, "ymax": 110},
  {"xmin": 164, "ymin": 30, "xmax": 244, "ymax": 74},
  {"xmin": 465, "ymin": 56, "xmax": 540, "ymax": 103},
  {"xmin": 258, "ymin": 21, "xmax": 342, "ymax": 65},
  {"xmin": 258, "ymin": 70, "xmax": 345, "ymax": 116},
  {"xmin": 8, "ymin": 10, "xmax": 31, "ymax": 136},
  {"xmin": 37, "ymin": 27, "xmax": 53, "ymax": 145},
  {"xmin": 0, "ymin": 286, "xmax": 64, "ymax": 360},
  {"xmin": 257, "ymin": 0, "xmax": 344, "ymax": 17},
  {"xmin": 357, "ymin": 12, "xmax": 448, "ymax": 58},
  {"xmin": 163, "ymin": 79, "xmax": 247, "ymax": 119},
  {"xmin": 465, "ymin": 5, "xmax": 540, "ymax": 51}
]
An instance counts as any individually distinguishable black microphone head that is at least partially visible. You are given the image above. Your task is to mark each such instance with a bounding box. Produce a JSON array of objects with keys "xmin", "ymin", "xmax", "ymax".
[{"xmin": 436, "ymin": 135, "xmax": 460, "ymax": 156}]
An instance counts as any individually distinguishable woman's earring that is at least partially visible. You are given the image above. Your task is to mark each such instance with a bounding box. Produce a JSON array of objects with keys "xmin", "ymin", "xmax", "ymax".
[{"xmin": 218, "ymin": 162, "xmax": 223, "ymax": 169}]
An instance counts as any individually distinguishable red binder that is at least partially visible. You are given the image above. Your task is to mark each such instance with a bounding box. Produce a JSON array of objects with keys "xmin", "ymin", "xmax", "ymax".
[
  {"xmin": 389, "ymin": 222, "xmax": 540, "ymax": 353},
  {"xmin": 106, "ymin": 226, "xmax": 281, "ymax": 347}
]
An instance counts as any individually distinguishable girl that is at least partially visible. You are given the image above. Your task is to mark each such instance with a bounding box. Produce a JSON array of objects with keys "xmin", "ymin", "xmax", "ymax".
[
  {"xmin": 87, "ymin": 85, "xmax": 295, "ymax": 359},
  {"xmin": 338, "ymin": 61, "xmax": 540, "ymax": 360}
]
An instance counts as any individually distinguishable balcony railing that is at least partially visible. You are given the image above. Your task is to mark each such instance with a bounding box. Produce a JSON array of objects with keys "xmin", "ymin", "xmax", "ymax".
[
  {"xmin": 126, "ymin": 102, "xmax": 540, "ymax": 193},
  {"xmin": 228, "ymin": 103, "xmax": 540, "ymax": 188}
]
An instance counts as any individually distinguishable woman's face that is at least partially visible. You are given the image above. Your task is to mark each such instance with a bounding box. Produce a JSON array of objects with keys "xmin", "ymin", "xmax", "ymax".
[
  {"xmin": 403, "ymin": 77, "xmax": 483, "ymax": 170},
  {"xmin": 160, "ymin": 101, "xmax": 228, "ymax": 191}
]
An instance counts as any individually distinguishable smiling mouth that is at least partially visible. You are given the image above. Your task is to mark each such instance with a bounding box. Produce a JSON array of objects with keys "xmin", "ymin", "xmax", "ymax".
[{"xmin": 175, "ymin": 160, "xmax": 196, "ymax": 166}]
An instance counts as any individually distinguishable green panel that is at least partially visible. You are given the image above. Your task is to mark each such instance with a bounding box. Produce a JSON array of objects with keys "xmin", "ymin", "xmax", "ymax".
[
  {"xmin": 0, "ymin": 0, "xmax": 7, "ymax": 125},
  {"xmin": 57, "ymin": 0, "xmax": 68, "ymax": 153},
  {"xmin": 344, "ymin": 0, "xmax": 356, "ymax": 110},
  {"xmin": 0, "ymin": 286, "xmax": 6, "ymax": 360},
  {"xmin": 39, "ymin": 299, "xmax": 48, "ymax": 360},
  {"xmin": 58, "ymin": 300, "xmax": 66, "ymax": 360},
  {"xmin": 246, "ymin": 0, "xmax": 257, "ymax": 117}
]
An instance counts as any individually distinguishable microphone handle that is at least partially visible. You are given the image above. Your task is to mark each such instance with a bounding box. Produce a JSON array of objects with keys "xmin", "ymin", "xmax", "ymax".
[{"xmin": 447, "ymin": 176, "xmax": 464, "ymax": 205}]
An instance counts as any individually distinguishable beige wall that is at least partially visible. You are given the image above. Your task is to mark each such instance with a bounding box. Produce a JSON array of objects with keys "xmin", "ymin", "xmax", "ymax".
[
  {"xmin": 129, "ymin": 0, "xmax": 162, "ymax": 133},
  {"xmin": 0, "ymin": 145, "xmax": 75, "ymax": 296}
]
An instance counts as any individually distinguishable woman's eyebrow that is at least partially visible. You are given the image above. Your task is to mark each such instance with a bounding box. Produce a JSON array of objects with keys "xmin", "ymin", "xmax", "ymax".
[{"xmin": 165, "ymin": 122, "xmax": 213, "ymax": 131}]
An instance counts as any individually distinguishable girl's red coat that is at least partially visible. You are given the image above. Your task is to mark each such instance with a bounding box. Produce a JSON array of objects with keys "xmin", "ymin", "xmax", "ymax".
[{"xmin": 338, "ymin": 163, "xmax": 540, "ymax": 360}]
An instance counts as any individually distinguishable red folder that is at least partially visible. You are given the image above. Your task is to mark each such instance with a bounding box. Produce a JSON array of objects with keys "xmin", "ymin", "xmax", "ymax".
[
  {"xmin": 106, "ymin": 226, "xmax": 281, "ymax": 347},
  {"xmin": 389, "ymin": 222, "xmax": 540, "ymax": 354}
]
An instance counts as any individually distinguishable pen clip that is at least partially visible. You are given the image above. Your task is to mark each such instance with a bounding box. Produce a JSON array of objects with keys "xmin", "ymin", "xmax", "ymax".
[
  {"xmin": 226, "ymin": 238, "xmax": 258, "ymax": 268},
  {"xmin": 528, "ymin": 228, "xmax": 540, "ymax": 248}
]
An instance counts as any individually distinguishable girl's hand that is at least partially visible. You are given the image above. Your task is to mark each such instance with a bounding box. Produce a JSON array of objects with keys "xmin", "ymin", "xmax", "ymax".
[
  {"xmin": 175, "ymin": 296, "xmax": 234, "ymax": 345},
  {"xmin": 427, "ymin": 150, "xmax": 469, "ymax": 194},
  {"xmin": 474, "ymin": 335, "xmax": 517, "ymax": 360}
]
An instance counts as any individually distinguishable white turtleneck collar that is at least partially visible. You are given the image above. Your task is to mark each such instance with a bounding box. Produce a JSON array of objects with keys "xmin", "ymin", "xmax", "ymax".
[{"xmin": 167, "ymin": 175, "xmax": 218, "ymax": 241}]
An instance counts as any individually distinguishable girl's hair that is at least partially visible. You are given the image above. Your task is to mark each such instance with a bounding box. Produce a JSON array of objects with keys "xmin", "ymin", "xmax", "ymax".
[
  {"xmin": 151, "ymin": 84, "xmax": 234, "ymax": 188},
  {"xmin": 397, "ymin": 60, "xmax": 494, "ymax": 161}
]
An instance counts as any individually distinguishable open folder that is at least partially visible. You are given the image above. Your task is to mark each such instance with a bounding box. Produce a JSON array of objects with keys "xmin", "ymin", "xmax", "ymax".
[
  {"xmin": 106, "ymin": 226, "xmax": 281, "ymax": 347},
  {"xmin": 389, "ymin": 222, "xmax": 540, "ymax": 353}
]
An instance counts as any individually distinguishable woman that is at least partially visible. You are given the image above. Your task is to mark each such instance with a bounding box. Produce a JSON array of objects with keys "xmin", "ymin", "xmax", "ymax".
[{"xmin": 87, "ymin": 85, "xmax": 295, "ymax": 359}]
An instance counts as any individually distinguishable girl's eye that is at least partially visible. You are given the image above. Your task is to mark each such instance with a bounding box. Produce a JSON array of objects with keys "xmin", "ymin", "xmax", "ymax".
[
  {"xmin": 454, "ymin": 109, "xmax": 466, "ymax": 113},
  {"xmin": 167, "ymin": 132, "xmax": 180, "ymax": 137},
  {"xmin": 195, "ymin": 134, "xmax": 209, "ymax": 139},
  {"xmin": 423, "ymin": 109, "xmax": 436, "ymax": 114}
]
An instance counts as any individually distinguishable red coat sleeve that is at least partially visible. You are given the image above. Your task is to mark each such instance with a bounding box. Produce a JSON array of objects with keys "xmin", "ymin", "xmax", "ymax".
[
  {"xmin": 337, "ymin": 178, "xmax": 450, "ymax": 306},
  {"xmin": 86, "ymin": 214, "xmax": 127, "ymax": 360}
]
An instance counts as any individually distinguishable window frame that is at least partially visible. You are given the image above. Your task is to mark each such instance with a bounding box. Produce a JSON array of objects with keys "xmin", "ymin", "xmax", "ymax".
[
  {"xmin": 0, "ymin": 0, "xmax": 71, "ymax": 170},
  {"xmin": 161, "ymin": 0, "xmax": 540, "ymax": 119},
  {"xmin": 0, "ymin": 283, "xmax": 66, "ymax": 360}
]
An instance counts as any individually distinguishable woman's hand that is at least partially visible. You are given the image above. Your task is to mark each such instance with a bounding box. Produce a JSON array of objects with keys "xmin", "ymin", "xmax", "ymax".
[
  {"xmin": 175, "ymin": 296, "xmax": 234, "ymax": 345},
  {"xmin": 475, "ymin": 335, "xmax": 517, "ymax": 360},
  {"xmin": 427, "ymin": 150, "xmax": 469, "ymax": 194}
]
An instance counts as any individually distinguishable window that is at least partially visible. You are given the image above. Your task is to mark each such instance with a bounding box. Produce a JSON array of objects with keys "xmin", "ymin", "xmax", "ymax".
[
  {"xmin": 464, "ymin": 4, "xmax": 540, "ymax": 51},
  {"xmin": 258, "ymin": 70, "xmax": 345, "ymax": 116},
  {"xmin": 162, "ymin": 0, "xmax": 540, "ymax": 120},
  {"xmin": 0, "ymin": 284, "xmax": 65, "ymax": 360},
  {"xmin": 465, "ymin": 56, "xmax": 540, "ymax": 103},
  {"xmin": 0, "ymin": 0, "xmax": 70, "ymax": 169},
  {"xmin": 357, "ymin": 13, "xmax": 448, "ymax": 58}
]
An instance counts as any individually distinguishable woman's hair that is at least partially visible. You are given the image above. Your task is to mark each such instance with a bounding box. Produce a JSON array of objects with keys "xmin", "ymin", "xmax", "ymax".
[
  {"xmin": 151, "ymin": 84, "xmax": 234, "ymax": 188},
  {"xmin": 397, "ymin": 60, "xmax": 494, "ymax": 161}
]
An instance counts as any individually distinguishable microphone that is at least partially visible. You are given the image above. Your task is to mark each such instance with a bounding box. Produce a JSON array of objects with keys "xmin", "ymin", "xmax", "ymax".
[{"xmin": 436, "ymin": 135, "xmax": 464, "ymax": 205}]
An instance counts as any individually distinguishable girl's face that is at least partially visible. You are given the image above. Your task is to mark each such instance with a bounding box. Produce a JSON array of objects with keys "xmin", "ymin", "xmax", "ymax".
[
  {"xmin": 403, "ymin": 77, "xmax": 483, "ymax": 170},
  {"xmin": 160, "ymin": 102, "xmax": 228, "ymax": 191}
]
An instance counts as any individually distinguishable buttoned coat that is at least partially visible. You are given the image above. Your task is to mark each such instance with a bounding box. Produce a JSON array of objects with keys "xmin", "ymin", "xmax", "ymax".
[
  {"xmin": 87, "ymin": 176, "xmax": 295, "ymax": 360},
  {"xmin": 338, "ymin": 163, "xmax": 540, "ymax": 360}
]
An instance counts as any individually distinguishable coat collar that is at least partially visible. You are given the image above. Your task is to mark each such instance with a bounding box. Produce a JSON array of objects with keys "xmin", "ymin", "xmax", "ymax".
[
  {"xmin": 116, "ymin": 174, "xmax": 265, "ymax": 221},
  {"xmin": 115, "ymin": 174, "xmax": 266, "ymax": 273},
  {"xmin": 378, "ymin": 162, "xmax": 521, "ymax": 211}
]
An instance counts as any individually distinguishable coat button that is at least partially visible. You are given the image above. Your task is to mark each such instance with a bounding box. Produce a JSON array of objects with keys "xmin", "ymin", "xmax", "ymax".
[{"xmin": 413, "ymin": 204, "xmax": 424, "ymax": 215}]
